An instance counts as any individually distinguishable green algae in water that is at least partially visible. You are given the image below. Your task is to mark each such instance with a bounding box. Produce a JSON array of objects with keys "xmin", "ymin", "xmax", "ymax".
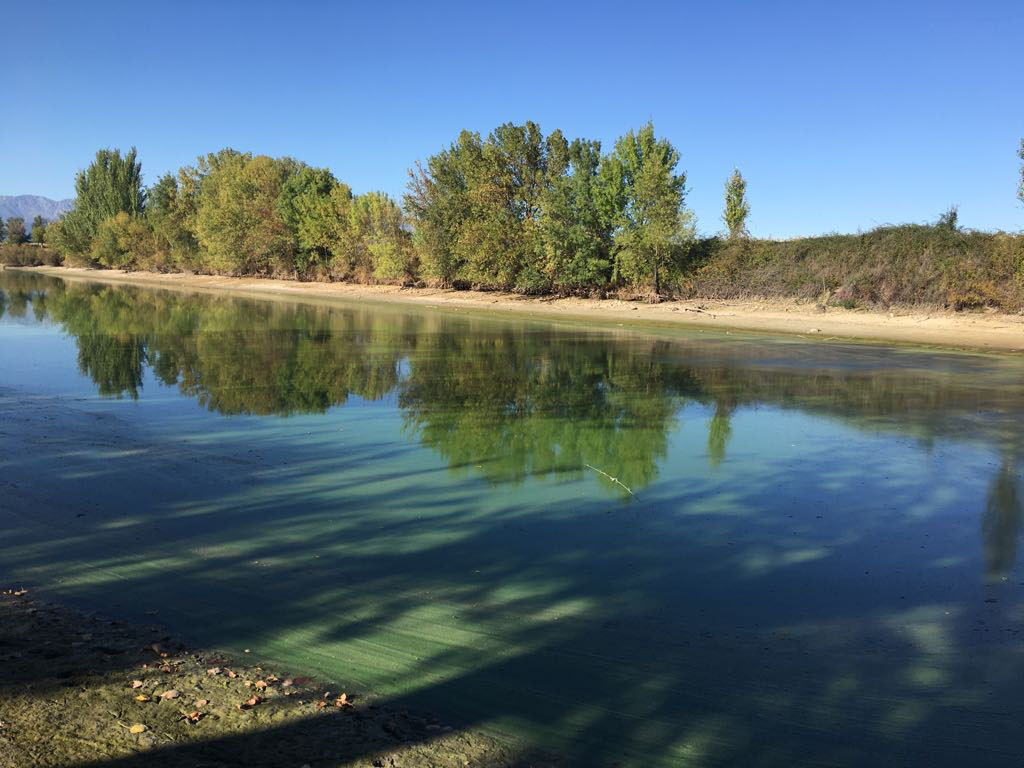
[{"xmin": 2, "ymin": 269, "xmax": 1024, "ymax": 766}]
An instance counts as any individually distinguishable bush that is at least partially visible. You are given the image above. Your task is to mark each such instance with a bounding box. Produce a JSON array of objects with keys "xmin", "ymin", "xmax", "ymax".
[
  {"xmin": 678, "ymin": 224, "xmax": 1024, "ymax": 311},
  {"xmin": 0, "ymin": 243, "xmax": 62, "ymax": 267}
]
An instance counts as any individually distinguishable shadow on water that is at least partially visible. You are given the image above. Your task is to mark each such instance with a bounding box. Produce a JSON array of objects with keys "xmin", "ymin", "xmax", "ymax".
[{"xmin": 2, "ymin": 270, "xmax": 1024, "ymax": 766}]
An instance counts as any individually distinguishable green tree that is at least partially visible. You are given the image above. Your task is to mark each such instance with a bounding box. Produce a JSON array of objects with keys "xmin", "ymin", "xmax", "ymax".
[
  {"xmin": 405, "ymin": 131, "xmax": 478, "ymax": 285},
  {"xmin": 604, "ymin": 123, "xmax": 689, "ymax": 296},
  {"xmin": 937, "ymin": 205, "xmax": 959, "ymax": 231},
  {"xmin": 193, "ymin": 150, "xmax": 299, "ymax": 275},
  {"xmin": 58, "ymin": 148, "xmax": 146, "ymax": 258},
  {"xmin": 0, "ymin": 218, "xmax": 5, "ymax": 242},
  {"xmin": 723, "ymin": 168, "xmax": 750, "ymax": 238},
  {"xmin": 90, "ymin": 212, "xmax": 156, "ymax": 269},
  {"xmin": 540, "ymin": 138, "xmax": 613, "ymax": 293},
  {"xmin": 6, "ymin": 217, "xmax": 27, "ymax": 244},
  {"xmin": 351, "ymin": 192, "xmax": 416, "ymax": 282},
  {"xmin": 31, "ymin": 216, "xmax": 47, "ymax": 244},
  {"xmin": 276, "ymin": 165, "xmax": 347, "ymax": 277},
  {"xmin": 146, "ymin": 173, "xmax": 200, "ymax": 270},
  {"xmin": 1018, "ymin": 139, "xmax": 1023, "ymax": 206}
]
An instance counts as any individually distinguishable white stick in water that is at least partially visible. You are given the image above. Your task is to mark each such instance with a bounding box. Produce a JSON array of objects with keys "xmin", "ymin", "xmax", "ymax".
[{"xmin": 584, "ymin": 464, "xmax": 634, "ymax": 496}]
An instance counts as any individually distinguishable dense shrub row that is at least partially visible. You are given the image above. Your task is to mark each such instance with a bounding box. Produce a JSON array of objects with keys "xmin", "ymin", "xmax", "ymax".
[{"xmin": 685, "ymin": 226, "xmax": 1024, "ymax": 311}]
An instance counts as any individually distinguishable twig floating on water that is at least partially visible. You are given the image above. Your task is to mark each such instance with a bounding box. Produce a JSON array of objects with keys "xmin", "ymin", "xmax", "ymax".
[{"xmin": 584, "ymin": 464, "xmax": 634, "ymax": 496}]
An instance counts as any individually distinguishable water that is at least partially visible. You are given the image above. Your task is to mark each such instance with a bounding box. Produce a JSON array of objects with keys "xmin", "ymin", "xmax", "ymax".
[{"xmin": 2, "ymin": 270, "xmax": 1023, "ymax": 766}]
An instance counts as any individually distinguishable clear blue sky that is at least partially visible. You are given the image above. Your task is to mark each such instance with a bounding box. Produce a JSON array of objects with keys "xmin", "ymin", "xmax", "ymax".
[{"xmin": 3, "ymin": 0, "xmax": 1022, "ymax": 238}]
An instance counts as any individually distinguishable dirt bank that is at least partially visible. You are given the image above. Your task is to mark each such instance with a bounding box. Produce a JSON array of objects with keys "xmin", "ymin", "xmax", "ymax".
[{"xmin": 22, "ymin": 266, "xmax": 1024, "ymax": 352}]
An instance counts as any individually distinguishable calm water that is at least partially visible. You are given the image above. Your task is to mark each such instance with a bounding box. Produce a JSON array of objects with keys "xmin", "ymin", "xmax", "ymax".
[{"xmin": 2, "ymin": 270, "xmax": 1024, "ymax": 766}]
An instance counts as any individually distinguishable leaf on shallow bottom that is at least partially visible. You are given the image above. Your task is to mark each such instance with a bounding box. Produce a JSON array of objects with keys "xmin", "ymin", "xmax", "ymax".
[
  {"xmin": 194, "ymin": 699, "xmax": 209, "ymax": 708},
  {"xmin": 226, "ymin": 669, "xmax": 237, "ymax": 679},
  {"xmin": 254, "ymin": 680, "xmax": 268, "ymax": 690},
  {"xmin": 130, "ymin": 680, "xmax": 144, "ymax": 689},
  {"xmin": 206, "ymin": 667, "xmax": 221, "ymax": 676},
  {"xmin": 238, "ymin": 695, "xmax": 263, "ymax": 711},
  {"xmin": 160, "ymin": 690, "xmax": 180, "ymax": 700},
  {"xmin": 129, "ymin": 724, "xmax": 147, "ymax": 734},
  {"xmin": 135, "ymin": 695, "xmax": 151, "ymax": 703}
]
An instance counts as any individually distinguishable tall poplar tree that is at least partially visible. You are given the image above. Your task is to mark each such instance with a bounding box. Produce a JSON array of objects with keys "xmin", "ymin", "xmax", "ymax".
[
  {"xmin": 59, "ymin": 147, "xmax": 146, "ymax": 256},
  {"xmin": 723, "ymin": 168, "xmax": 750, "ymax": 238}
]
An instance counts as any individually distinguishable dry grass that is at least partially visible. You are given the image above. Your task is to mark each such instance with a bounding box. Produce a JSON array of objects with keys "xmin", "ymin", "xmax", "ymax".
[{"xmin": 680, "ymin": 225, "xmax": 1024, "ymax": 311}]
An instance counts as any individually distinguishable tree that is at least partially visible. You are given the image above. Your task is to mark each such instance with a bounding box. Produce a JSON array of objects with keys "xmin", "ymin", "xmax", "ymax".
[
  {"xmin": 31, "ymin": 216, "xmax": 47, "ymax": 244},
  {"xmin": 603, "ymin": 123, "xmax": 688, "ymax": 296},
  {"xmin": 0, "ymin": 218, "xmax": 6, "ymax": 242},
  {"xmin": 6, "ymin": 217, "xmax": 27, "ymax": 244},
  {"xmin": 90, "ymin": 211, "xmax": 155, "ymax": 269},
  {"xmin": 937, "ymin": 205, "xmax": 959, "ymax": 231},
  {"xmin": 350, "ymin": 192, "xmax": 416, "ymax": 282},
  {"xmin": 276, "ymin": 165, "xmax": 346, "ymax": 276},
  {"xmin": 1018, "ymin": 139, "xmax": 1023, "ymax": 206},
  {"xmin": 192, "ymin": 150, "xmax": 299, "ymax": 275},
  {"xmin": 723, "ymin": 168, "xmax": 750, "ymax": 238},
  {"xmin": 58, "ymin": 147, "xmax": 146, "ymax": 257},
  {"xmin": 540, "ymin": 138, "xmax": 614, "ymax": 293},
  {"xmin": 146, "ymin": 173, "xmax": 200, "ymax": 270},
  {"xmin": 404, "ymin": 131, "xmax": 478, "ymax": 286}
]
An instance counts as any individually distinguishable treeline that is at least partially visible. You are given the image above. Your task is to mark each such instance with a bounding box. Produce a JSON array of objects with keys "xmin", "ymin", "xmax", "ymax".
[
  {"xmin": 18, "ymin": 127, "xmax": 1024, "ymax": 308},
  {"xmin": 41, "ymin": 122, "xmax": 693, "ymax": 296}
]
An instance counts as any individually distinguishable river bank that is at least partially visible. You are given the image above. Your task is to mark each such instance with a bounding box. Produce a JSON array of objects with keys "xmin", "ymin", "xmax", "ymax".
[
  {"xmin": 17, "ymin": 266, "xmax": 1024, "ymax": 352},
  {"xmin": 0, "ymin": 590, "xmax": 539, "ymax": 768}
]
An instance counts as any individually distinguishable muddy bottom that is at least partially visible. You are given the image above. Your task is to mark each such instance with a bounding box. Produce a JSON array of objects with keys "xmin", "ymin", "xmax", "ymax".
[{"xmin": 0, "ymin": 592, "xmax": 556, "ymax": 768}]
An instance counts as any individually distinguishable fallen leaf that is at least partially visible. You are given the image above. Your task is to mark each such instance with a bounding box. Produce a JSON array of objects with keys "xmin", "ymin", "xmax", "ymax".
[
  {"xmin": 134, "ymin": 695, "xmax": 151, "ymax": 702},
  {"xmin": 281, "ymin": 679, "xmax": 293, "ymax": 688},
  {"xmin": 335, "ymin": 692, "xmax": 353, "ymax": 709},
  {"xmin": 181, "ymin": 711, "xmax": 204, "ymax": 724},
  {"xmin": 130, "ymin": 680, "xmax": 144, "ymax": 689},
  {"xmin": 226, "ymin": 669, "xmax": 237, "ymax": 679},
  {"xmin": 243, "ymin": 680, "xmax": 252, "ymax": 688},
  {"xmin": 129, "ymin": 724, "xmax": 147, "ymax": 734},
  {"xmin": 254, "ymin": 680, "xmax": 268, "ymax": 690},
  {"xmin": 238, "ymin": 695, "xmax": 263, "ymax": 710},
  {"xmin": 160, "ymin": 690, "xmax": 180, "ymax": 700},
  {"xmin": 194, "ymin": 699, "xmax": 209, "ymax": 708},
  {"xmin": 206, "ymin": 667, "xmax": 221, "ymax": 676}
]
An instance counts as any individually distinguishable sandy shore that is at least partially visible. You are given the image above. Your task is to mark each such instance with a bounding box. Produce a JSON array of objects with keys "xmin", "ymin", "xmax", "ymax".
[{"xmin": 21, "ymin": 266, "xmax": 1024, "ymax": 352}]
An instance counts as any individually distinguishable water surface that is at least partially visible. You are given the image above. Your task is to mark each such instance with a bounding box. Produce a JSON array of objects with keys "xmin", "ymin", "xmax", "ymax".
[{"xmin": 2, "ymin": 271, "xmax": 1023, "ymax": 766}]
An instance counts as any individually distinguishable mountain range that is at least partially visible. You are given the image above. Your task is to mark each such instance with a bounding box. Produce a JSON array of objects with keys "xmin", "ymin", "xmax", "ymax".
[{"xmin": 0, "ymin": 195, "xmax": 74, "ymax": 231}]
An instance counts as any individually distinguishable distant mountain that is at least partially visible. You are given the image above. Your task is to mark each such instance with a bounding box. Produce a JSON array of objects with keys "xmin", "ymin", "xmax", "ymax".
[{"xmin": 0, "ymin": 195, "xmax": 74, "ymax": 231}]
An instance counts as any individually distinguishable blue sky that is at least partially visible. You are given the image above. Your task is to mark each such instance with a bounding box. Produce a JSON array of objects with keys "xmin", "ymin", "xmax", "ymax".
[{"xmin": 3, "ymin": 0, "xmax": 1022, "ymax": 237}]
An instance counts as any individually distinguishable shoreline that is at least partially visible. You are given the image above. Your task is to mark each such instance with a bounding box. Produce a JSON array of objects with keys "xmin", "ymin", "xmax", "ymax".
[
  {"xmin": 18, "ymin": 265, "xmax": 1024, "ymax": 352},
  {"xmin": 0, "ymin": 589, "xmax": 531, "ymax": 767}
]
